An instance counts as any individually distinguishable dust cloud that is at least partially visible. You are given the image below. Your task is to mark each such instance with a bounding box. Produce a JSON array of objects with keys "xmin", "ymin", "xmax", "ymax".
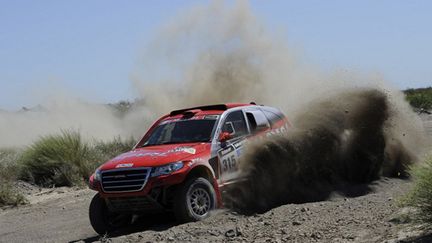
[
  {"xmin": 1, "ymin": 0, "xmax": 331, "ymax": 147},
  {"xmin": 0, "ymin": 97, "xmax": 125, "ymax": 147},
  {"xmin": 131, "ymin": 0, "xmax": 327, "ymax": 115}
]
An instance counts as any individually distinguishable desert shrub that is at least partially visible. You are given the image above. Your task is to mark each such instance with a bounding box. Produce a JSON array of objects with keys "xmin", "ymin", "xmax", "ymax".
[
  {"xmin": 404, "ymin": 87, "xmax": 432, "ymax": 110},
  {"xmin": 0, "ymin": 183, "xmax": 27, "ymax": 207},
  {"xmin": 0, "ymin": 148, "xmax": 22, "ymax": 181},
  {"xmin": 18, "ymin": 130, "xmax": 136, "ymax": 187},
  {"xmin": 0, "ymin": 148, "xmax": 27, "ymax": 206},
  {"xmin": 404, "ymin": 155, "xmax": 432, "ymax": 224},
  {"xmin": 19, "ymin": 130, "xmax": 93, "ymax": 187},
  {"xmin": 108, "ymin": 100, "xmax": 133, "ymax": 117}
]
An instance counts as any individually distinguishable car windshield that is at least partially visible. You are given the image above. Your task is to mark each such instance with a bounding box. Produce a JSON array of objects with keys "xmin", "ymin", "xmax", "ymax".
[{"xmin": 141, "ymin": 118, "xmax": 217, "ymax": 146}]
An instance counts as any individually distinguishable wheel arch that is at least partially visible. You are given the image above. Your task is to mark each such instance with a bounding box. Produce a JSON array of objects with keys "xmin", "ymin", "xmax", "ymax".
[
  {"xmin": 184, "ymin": 164, "xmax": 222, "ymax": 207},
  {"xmin": 185, "ymin": 164, "xmax": 214, "ymax": 182}
]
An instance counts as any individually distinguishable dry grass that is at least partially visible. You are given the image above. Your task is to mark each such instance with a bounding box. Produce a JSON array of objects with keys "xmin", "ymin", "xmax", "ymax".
[
  {"xmin": 19, "ymin": 130, "xmax": 135, "ymax": 187},
  {"xmin": 0, "ymin": 148, "xmax": 27, "ymax": 206},
  {"xmin": 404, "ymin": 155, "xmax": 432, "ymax": 224}
]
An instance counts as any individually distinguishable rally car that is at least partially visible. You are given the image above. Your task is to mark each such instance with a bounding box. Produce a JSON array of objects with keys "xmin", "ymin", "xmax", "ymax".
[{"xmin": 88, "ymin": 103, "xmax": 290, "ymax": 234}]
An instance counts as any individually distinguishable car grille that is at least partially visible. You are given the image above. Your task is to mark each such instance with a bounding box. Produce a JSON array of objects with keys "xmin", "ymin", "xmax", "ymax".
[
  {"xmin": 106, "ymin": 196, "xmax": 162, "ymax": 212},
  {"xmin": 101, "ymin": 168, "xmax": 151, "ymax": 193}
]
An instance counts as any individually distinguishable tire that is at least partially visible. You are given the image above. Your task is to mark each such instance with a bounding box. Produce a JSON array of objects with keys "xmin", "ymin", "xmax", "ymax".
[
  {"xmin": 174, "ymin": 177, "xmax": 216, "ymax": 223},
  {"xmin": 89, "ymin": 193, "xmax": 132, "ymax": 235}
]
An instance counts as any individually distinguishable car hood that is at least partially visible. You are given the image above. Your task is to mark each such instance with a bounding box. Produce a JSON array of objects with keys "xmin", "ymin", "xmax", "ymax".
[{"xmin": 99, "ymin": 143, "xmax": 210, "ymax": 170}]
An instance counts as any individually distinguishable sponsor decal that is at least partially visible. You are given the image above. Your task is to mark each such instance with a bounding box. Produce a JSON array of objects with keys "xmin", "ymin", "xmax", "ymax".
[
  {"xmin": 113, "ymin": 146, "xmax": 197, "ymax": 161},
  {"xmin": 183, "ymin": 147, "xmax": 196, "ymax": 154},
  {"xmin": 168, "ymin": 146, "xmax": 196, "ymax": 154},
  {"xmin": 265, "ymin": 124, "xmax": 289, "ymax": 138},
  {"xmin": 135, "ymin": 152, "xmax": 165, "ymax": 157},
  {"xmin": 233, "ymin": 140, "xmax": 245, "ymax": 149},
  {"xmin": 219, "ymin": 146, "xmax": 234, "ymax": 156},
  {"xmin": 115, "ymin": 163, "xmax": 134, "ymax": 168},
  {"xmin": 113, "ymin": 152, "xmax": 165, "ymax": 161}
]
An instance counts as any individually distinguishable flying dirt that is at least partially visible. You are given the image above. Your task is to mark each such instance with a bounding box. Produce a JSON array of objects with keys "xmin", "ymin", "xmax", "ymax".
[{"xmin": 226, "ymin": 88, "xmax": 428, "ymax": 213}]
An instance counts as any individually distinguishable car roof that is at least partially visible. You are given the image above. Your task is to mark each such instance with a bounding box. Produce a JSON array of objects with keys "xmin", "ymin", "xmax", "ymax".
[{"xmin": 170, "ymin": 103, "xmax": 253, "ymax": 115}]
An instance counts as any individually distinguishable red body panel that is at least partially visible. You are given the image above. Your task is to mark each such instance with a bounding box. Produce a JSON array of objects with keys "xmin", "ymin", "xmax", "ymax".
[{"xmin": 100, "ymin": 143, "xmax": 210, "ymax": 170}]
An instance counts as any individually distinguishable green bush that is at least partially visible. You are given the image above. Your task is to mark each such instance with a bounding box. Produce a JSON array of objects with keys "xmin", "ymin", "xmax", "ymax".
[
  {"xmin": 0, "ymin": 148, "xmax": 22, "ymax": 181},
  {"xmin": 0, "ymin": 131, "xmax": 136, "ymax": 204},
  {"xmin": 19, "ymin": 130, "xmax": 93, "ymax": 187},
  {"xmin": 0, "ymin": 148, "xmax": 27, "ymax": 206},
  {"xmin": 0, "ymin": 183, "xmax": 27, "ymax": 207},
  {"xmin": 108, "ymin": 100, "xmax": 133, "ymax": 117},
  {"xmin": 404, "ymin": 87, "xmax": 432, "ymax": 110},
  {"xmin": 404, "ymin": 155, "xmax": 432, "ymax": 223},
  {"xmin": 19, "ymin": 130, "xmax": 136, "ymax": 187}
]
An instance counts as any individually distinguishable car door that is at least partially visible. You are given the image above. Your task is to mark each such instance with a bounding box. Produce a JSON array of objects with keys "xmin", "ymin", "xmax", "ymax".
[{"xmin": 216, "ymin": 110, "xmax": 249, "ymax": 184}]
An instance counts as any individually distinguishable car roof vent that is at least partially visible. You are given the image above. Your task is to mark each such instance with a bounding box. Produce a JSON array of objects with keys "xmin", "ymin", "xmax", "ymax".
[
  {"xmin": 181, "ymin": 109, "xmax": 200, "ymax": 119},
  {"xmin": 170, "ymin": 104, "xmax": 228, "ymax": 116}
]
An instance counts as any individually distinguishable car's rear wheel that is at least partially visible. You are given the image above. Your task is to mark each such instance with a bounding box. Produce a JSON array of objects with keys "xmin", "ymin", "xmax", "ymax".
[
  {"xmin": 89, "ymin": 193, "xmax": 132, "ymax": 235},
  {"xmin": 174, "ymin": 177, "xmax": 216, "ymax": 223}
]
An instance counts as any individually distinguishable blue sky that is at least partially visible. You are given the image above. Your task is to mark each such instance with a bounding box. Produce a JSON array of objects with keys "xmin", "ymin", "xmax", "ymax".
[{"xmin": 0, "ymin": 0, "xmax": 431, "ymax": 110}]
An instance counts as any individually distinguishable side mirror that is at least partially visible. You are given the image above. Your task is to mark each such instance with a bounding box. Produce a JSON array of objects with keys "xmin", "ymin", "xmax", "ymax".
[{"xmin": 218, "ymin": 132, "xmax": 232, "ymax": 143}]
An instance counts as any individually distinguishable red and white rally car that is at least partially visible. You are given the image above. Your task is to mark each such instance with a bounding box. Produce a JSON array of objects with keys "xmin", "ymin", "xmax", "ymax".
[{"xmin": 88, "ymin": 103, "xmax": 290, "ymax": 234}]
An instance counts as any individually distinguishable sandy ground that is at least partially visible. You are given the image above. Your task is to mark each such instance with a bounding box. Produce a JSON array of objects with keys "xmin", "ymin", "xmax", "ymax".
[
  {"xmin": 0, "ymin": 179, "xmax": 430, "ymax": 243},
  {"xmin": 110, "ymin": 178, "xmax": 429, "ymax": 243},
  {"xmin": 0, "ymin": 115, "xmax": 431, "ymax": 243},
  {"xmin": 0, "ymin": 187, "xmax": 97, "ymax": 243}
]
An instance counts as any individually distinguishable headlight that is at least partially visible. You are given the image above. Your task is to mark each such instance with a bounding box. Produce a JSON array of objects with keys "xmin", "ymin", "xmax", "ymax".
[
  {"xmin": 151, "ymin": 161, "xmax": 184, "ymax": 177},
  {"xmin": 94, "ymin": 169, "xmax": 102, "ymax": 181}
]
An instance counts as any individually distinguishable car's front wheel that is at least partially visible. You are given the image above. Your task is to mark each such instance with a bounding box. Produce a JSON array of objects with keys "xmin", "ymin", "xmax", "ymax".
[
  {"xmin": 89, "ymin": 193, "xmax": 132, "ymax": 235},
  {"xmin": 174, "ymin": 177, "xmax": 216, "ymax": 223}
]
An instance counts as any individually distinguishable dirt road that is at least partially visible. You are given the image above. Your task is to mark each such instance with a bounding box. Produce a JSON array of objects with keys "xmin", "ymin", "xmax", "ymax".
[
  {"xmin": 111, "ymin": 179, "xmax": 424, "ymax": 243},
  {"xmin": 0, "ymin": 178, "xmax": 427, "ymax": 243},
  {"xmin": 0, "ymin": 188, "xmax": 97, "ymax": 243}
]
